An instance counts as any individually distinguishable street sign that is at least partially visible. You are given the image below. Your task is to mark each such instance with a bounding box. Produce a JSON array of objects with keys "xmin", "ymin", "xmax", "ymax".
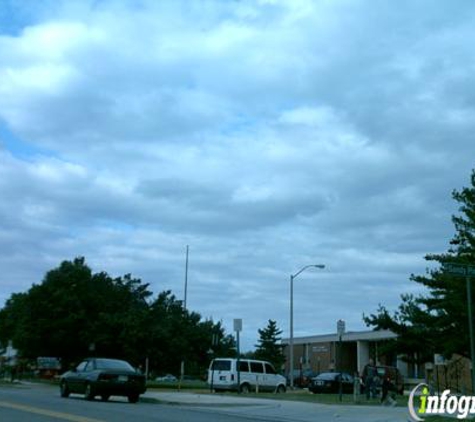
[
  {"xmin": 233, "ymin": 318, "xmax": 242, "ymax": 332},
  {"xmin": 444, "ymin": 263, "xmax": 475, "ymax": 276},
  {"xmin": 337, "ymin": 319, "xmax": 345, "ymax": 337},
  {"xmin": 444, "ymin": 262, "xmax": 475, "ymax": 390}
]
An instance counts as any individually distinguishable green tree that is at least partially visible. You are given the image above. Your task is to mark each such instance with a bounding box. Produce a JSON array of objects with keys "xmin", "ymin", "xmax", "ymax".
[
  {"xmin": 145, "ymin": 291, "xmax": 235, "ymax": 376},
  {"xmin": 254, "ymin": 319, "xmax": 285, "ymax": 372},
  {"xmin": 0, "ymin": 258, "xmax": 153, "ymax": 366},
  {"xmin": 364, "ymin": 170, "xmax": 475, "ymax": 364},
  {"xmin": 0, "ymin": 257, "xmax": 235, "ymax": 376}
]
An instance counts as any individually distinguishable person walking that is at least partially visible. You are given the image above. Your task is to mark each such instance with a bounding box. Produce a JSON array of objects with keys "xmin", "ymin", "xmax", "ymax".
[
  {"xmin": 362, "ymin": 359, "xmax": 376, "ymax": 400},
  {"xmin": 381, "ymin": 375, "xmax": 396, "ymax": 406}
]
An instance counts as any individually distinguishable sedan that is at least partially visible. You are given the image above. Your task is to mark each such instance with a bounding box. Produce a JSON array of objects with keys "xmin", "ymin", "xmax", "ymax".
[
  {"xmin": 309, "ymin": 372, "xmax": 356, "ymax": 394},
  {"xmin": 59, "ymin": 358, "xmax": 146, "ymax": 403},
  {"xmin": 155, "ymin": 374, "xmax": 178, "ymax": 382}
]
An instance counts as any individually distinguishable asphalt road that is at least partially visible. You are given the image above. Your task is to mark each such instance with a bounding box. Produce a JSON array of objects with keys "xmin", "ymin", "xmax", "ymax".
[{"xmin": 0, "ymin": 383, "xmax": 268, "ymax": 422}]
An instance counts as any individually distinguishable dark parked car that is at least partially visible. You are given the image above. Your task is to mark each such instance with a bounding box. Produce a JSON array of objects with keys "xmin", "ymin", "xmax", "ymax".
[
  {"xmin": 59, "ymin": 358, "xmax": 146, "ymax": 403},
  {"xmin": 309, "ymin": 372, "xmax": 356, "ymax": 394}
]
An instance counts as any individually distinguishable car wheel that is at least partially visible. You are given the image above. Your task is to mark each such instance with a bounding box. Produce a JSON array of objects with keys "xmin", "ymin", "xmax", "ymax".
[
  {"xmin": 101, "ymin": 394, "xmax": 110, "ymax": 402},
  {"xmin": 240, "ymin": 383, "xmax": 250, "ymax": 394},
  {"xmin": 276, "ymin": 385, "xmax": 286, "ymax": 394},
  {"xmin": 60, "ymin": 381, "xmax": 70, "ymax": 398},
  {"xmin": 84, "ymin": 383, "xmax": 95, "ymax": 401},
  {"xmin": 128, "ymin": 394, "xmax": 139, "ymax": 403}
]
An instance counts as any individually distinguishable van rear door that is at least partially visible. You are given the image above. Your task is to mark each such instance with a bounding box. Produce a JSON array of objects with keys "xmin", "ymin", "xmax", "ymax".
[{"xmin": 208, "ymin": 359, "xmax": 232, "ymax": 388}]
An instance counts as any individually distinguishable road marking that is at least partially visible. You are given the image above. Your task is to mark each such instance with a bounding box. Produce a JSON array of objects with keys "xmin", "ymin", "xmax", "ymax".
[{"xmin": 0, "ymin": 400, "xmax": 106, "ymax": 422}]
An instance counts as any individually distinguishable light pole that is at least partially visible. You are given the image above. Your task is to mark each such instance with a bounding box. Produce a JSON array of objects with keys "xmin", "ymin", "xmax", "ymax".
[
  {"xmin": 289, "ymin": 264, "xmax": 325, "ymax": 389},
  {"xmin": 179, "ymin": 245, "xmax": 189, "ymax": 390}
]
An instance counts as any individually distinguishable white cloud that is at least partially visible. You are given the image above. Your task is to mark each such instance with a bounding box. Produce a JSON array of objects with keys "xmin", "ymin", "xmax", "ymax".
[{"xmin": 0, "ymin": 0, "xmax": 474, "ymax": 350}]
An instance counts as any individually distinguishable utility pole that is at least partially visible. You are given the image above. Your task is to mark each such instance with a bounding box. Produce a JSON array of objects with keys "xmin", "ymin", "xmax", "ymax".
[
  {"xmin": 179, "ymin": 245, "xmax": 190, "ymax": 390},
  {"xmin": 184, "ymin": 245, "xmax": 189, "ymax": 309}
]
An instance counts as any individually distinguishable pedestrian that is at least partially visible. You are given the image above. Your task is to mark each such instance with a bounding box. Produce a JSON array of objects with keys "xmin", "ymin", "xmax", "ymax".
[
  {"xmin": 381, "ymin": 375, "xmax": 396, "ymax": 406},
  {"xmin": 362, "ymin": 359, "xmax": 376, "ymax": 400}
]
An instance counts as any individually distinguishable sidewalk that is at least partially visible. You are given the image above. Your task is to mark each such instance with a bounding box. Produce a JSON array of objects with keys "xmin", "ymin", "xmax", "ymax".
[{"xmin": 143, "ymin": 391, "xmax": 410, "ymax": 422}]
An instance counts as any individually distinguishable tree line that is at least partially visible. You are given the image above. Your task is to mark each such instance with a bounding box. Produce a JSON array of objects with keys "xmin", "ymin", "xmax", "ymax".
[{"xmin": 0, "ymin": 257, "xmax": 235, "ymax": 376}]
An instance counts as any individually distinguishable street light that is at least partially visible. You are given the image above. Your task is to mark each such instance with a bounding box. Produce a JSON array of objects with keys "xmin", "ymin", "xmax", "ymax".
[{"xmin": 289, "ymin": 264, "xmax": 325, "ymax": 389}]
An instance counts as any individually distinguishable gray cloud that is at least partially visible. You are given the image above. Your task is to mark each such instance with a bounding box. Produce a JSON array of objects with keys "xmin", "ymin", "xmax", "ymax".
[{"xmin": 0, "ymin": 0, "xmax": 474, "ymax": 350}]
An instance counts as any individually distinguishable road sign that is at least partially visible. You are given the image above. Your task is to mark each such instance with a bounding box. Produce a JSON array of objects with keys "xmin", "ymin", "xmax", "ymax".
[
  {"xmin": 434, "ymin": 354, "xmax": 446, "ymax": 365},
  {"xmin": 444, "ymin": 262, "xmax": 475, "ymax": 391},
  {"xmin": 444, "ymin": 263, "xmax": 475, "ymax": 276},
  {"xmin": 337, "ymin": 319, "xmax": 345, "ymax": 337},
  {"xmin": 233, "ymin": 318, "xmax": 242, "ymax": 332}
]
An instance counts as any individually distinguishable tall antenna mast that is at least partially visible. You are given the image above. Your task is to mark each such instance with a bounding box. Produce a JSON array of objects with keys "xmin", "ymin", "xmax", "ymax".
[{"xmin": 184, "ymin": 245, "xmax": 189, "ymax": 309}]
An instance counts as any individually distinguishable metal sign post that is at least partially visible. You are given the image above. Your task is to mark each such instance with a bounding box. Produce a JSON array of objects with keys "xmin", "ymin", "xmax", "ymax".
[
  {"xmin": 337, "ymin": 320, "xmax": 345, "ymax": 402},
  {"xmin": 234, "ymin": 319, "xmax": 242, "ymax": 393},
  {"xmin": 444, "ymin": 263, "xmax": 475, "ymax": 393}
]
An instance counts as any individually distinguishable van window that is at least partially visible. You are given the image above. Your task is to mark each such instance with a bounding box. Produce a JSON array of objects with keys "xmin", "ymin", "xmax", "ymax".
[
  {"xmin": 250, "ymin": 362, "xmax": 264, "ymax": 373},
  {"xmin": 212, "ymin": 360, "xmax": 231, "ymax": 371},
  {"xmin": 264, "ymin": 363, "xmax": 276, "ymax": 374},
  {"xmin": 239, "ymin": 361, "xmax": 249, "ymax": 372}
]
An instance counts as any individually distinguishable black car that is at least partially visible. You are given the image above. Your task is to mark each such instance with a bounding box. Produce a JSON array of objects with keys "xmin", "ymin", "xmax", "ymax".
[
  {"xmin": 309, "ymin": 372, "xmax": 356, "ymax": 394},
  {"xmin": 59, "ymin": 358, "xmax": 146, "ymax": 403}
]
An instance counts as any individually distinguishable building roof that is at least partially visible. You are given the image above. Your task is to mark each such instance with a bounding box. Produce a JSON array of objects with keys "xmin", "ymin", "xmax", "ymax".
[{"xmin": 282, "ymin": 329, "xmax": 397, "ymax": 345}]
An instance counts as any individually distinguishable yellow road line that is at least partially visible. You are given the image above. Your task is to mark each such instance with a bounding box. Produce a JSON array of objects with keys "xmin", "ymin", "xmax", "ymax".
[{"xmin": 0, "ymin": 400, "xmax": 106, "ymax": 422}]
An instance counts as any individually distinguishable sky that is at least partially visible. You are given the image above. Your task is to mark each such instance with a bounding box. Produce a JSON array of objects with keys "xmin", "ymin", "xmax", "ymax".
[{"xmin": 0, "ymin": 0, "xmax": 474, "ymax": 352}]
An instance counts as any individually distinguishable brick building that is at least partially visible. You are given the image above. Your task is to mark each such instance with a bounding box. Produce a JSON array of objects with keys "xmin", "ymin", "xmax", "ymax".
[{"xmin": 282, "ymin": 329, "xmax": 407, "ymax": 377}]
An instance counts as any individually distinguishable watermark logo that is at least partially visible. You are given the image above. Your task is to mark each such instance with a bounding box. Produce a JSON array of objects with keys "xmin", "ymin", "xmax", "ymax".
[{"xmin": 408, "ymin": 383, "xmax": 475, "ymax": 420}]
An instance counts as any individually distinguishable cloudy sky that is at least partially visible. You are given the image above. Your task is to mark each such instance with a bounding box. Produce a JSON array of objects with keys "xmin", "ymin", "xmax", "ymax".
[{"xmin": 1, "ymin": 0, "xmax": 474, "ymax": 351}]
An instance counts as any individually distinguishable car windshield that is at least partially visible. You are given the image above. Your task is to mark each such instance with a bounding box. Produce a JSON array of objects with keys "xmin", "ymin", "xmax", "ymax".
[{"xmin": 95, "ymin": 359, "xmax": 135, "ymax": 371}]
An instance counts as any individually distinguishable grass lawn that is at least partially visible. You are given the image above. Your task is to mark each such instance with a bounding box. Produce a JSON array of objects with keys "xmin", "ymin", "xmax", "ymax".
[
  {"xmin": 242, "ymin": 390, "xmax": 408, "ymax": 407},
  {"xmin": 147, "ymin": 380, "xmax": 208, "ymax": 390},
  {"xmin": 161, "ymin": 388, "xmax": 408, "ymax": 407}
]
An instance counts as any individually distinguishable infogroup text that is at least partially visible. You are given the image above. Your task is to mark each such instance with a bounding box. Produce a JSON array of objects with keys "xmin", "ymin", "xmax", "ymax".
[{"xmin": 409, "ymin": 383, "xmax": 475, "ymax": 421}]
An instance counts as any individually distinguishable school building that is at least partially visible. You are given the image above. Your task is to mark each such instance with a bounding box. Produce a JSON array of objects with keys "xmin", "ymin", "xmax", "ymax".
[
  {"xmin": 283, "ymin": 329, "xmax": 475, "ymax": 394},
  {"xmin": 282, "ymin": 329, "xmax": 410, "ymax": 377}
]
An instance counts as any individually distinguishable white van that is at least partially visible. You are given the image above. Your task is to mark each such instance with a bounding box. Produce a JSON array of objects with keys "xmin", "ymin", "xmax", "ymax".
[{"xmin": 208, "ymin": 358, "xmax": 286, "ymax": 393}]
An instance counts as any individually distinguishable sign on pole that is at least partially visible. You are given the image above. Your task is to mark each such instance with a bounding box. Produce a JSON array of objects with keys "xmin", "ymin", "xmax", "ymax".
[
  {"xmin": 443, "ymin": 262, "xmax": 475, "ymax": 393},
  {"xmin": 444, "ymin": 263, "xmax": 475, "ymax": 276},
  {"xmin": 337, "ymin": 320, "xmax": 345, "ymax": 337},
  {"xmin": 234, "ymin": 318, "xmax": 242, "ymax": 393},
  {"xmin": 234, "ymin": 318, "xmax": 242, "ymax": 332},
  {"xmin": 336, "ymin": 319, "xmax": 345, "ymax": 402}
]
